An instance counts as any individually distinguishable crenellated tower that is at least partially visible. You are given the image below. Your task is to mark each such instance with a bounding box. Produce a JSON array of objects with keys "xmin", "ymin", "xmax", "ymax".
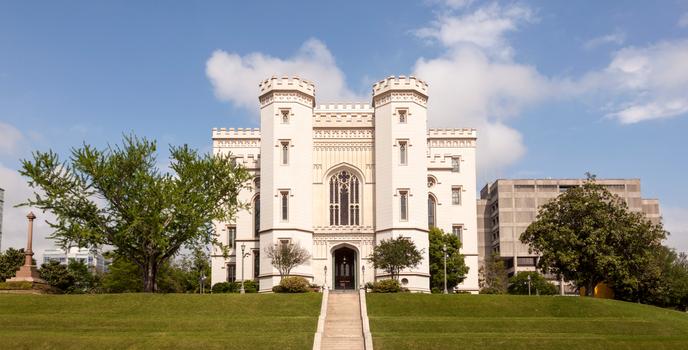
[
  {"xmin": 373, "ymin": 76, "xmax": 431, "ymax": 292},
  {"xmin": 257, "ymin": 76, "xmax": 315, "ymax": 291}
]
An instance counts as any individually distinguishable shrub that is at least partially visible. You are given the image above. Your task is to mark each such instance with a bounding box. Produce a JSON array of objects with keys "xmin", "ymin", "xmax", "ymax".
[
  {"xmin": 212, "ymin": 282, "xmax": 230, "ymax": 293},
  {"xmin": 371, "ymin": 279, "xmax": 401, "ymax": 293},
  {"xmin": 242, "ymin": 280, "xmax": 258, "ymax": 293},
  {"xmin": 276, "ymin": 276, "xmax": 310, "ymax": 293}
]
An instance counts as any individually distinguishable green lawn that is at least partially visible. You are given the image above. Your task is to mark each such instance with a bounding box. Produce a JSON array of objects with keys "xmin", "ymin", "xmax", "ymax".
[
  {"xmin": 0, "ymin": 293, "xmax": 321, "ymax": 350},
  {"xmin": 367, "ymin": 294, "xmax": 688, "ymax": 350}
]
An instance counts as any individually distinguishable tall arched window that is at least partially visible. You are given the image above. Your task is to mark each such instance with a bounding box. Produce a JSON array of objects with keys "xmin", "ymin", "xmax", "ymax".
[
  {"xmin": 253, "ymin": 196, "xmax": 260, "ymax": 237},
  {"xmin": 428, "ymin": 195, "xmax": 437, "ymax": 229},
  {"xmin": 329, "ymin": 170, "xmax": 360, "ymax": 226}
]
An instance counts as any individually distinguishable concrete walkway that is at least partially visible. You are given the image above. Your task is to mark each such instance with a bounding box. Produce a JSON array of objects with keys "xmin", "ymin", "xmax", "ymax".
[{"xmin": 321, "ymin": 291, "xmax": 365, "ymax": 350}]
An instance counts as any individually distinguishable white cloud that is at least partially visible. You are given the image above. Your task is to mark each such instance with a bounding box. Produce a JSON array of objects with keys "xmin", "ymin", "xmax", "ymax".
[
  {"xmin": 583, "ymin": 31, "xmax": 625, "ymax": 50},
  {"xmin": 206, "ymin": 38, "xmax": 362, "ymax": 111},
  {"xmin": 577, "ymin": 40, "xmax": 688, "ymax": 124},
  {"xmin": 413, "ymin": 3, "xmax": 547, "ymax": 178},
  {"xmin": 663, "ymin": 206, "xmax": 688, "ymax": 254},
  {"xmin": 0, "ymin": 122, "xmax": 24, "ymax": 156},
  {"xmin": 415, "ymin": 3, "xmax": 535, "ymax": 59},
  {"xmin": 678, "ymin": 12, "xmax": 688, "ymax": 28},
  {"xmin": 0, "ymin": 163, "xmax": 56, "ymax": 261}
]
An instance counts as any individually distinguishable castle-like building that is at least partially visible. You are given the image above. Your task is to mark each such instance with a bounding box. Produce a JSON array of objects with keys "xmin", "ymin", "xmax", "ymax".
[{"xmin": 210, "ymin": 76, "xmax": 478, "ymax": 293}]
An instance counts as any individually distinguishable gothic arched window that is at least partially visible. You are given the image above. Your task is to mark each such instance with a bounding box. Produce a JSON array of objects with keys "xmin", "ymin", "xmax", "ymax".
[
  {"xmin": 253, "ymin": 195, "xmax": 260, "ymax": 237},
  {"xmin": 428, "ymin": 195, "xmax": 437, "ymax": 229},
  {"xmin": 329, "ymin": 170, "xmax": 360, "ymax": 226}
]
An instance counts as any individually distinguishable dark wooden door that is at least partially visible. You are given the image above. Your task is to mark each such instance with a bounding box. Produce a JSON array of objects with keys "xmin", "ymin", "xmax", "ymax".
[{"xmin": 334, "ymin": 248, "xmax": 355, "ymax": 290}]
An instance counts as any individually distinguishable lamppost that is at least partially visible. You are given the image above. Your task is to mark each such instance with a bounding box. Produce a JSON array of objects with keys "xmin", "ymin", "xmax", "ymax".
[
  {"xmin": 240, "ymin": 244, "xmax": 251, "ymax": 294},
  {"xmin": 323, "ymin": 265, "xmax": 328, "ymax": 291},
  {"xmin": 361, "ymin": 265, "xmax": 366, "ymax": 290},
  {"xmin": 443, "ymin": 243, "xmax": 448, "ymax": 294},
  {"xmin": 527, "ymin": 274, "xmax": 532, "ymax": 296}
]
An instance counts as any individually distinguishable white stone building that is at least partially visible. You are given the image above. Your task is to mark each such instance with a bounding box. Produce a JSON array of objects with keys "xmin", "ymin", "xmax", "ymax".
[
  {"xmin": 42, "ymin": 247, "xmax": 109, "ymax": 274},
  {"xmin": 210, "ymin": 76, "xmax": 478, "ymax": 293}
]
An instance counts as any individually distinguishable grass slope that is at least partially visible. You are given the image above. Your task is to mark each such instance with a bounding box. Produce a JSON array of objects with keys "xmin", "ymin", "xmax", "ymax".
[
  {"xmin": 367, "ymin": 294, "xmax": 688, "ymax": 350},
  {"xmin": 0, "ymin": 293, "xmax": 321, "ymax": 350}
]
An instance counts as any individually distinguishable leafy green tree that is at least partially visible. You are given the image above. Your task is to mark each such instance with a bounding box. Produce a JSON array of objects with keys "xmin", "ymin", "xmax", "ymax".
[
  {"xmin": 621, "ymin": 246, "xmax": 688, "ymax": 309},
  {"xmin": 369, "ymin": 237, "xmax": 423, "ymax": 281},
  {"xmin": 101, "ymin": 256, "xmax": 144, "ymax": 293},
  {"xmin": 19, "ymin": 135, "xmax": 251, "ymax": 292},
  {"xmin": 39, "ymin": 261, "xmax": 74, "ymax": 291},
  {"xmin": 428, "ymin": 227, "xmax": 468, "ymax": 292},
  {"xmin": 520, "ymin": 176, "xmax": 666, "ymax": 297},
  {"xmin": 479, "ymin": 254, "xmax": 508, "ymax": 294},
  {"xmin": 508, "ymin": 271, "xmax": 558, "ymax": 295},
  {"xmin": 0, "ymin": 248, "xmax": 26, "ymax": 282},
  {"xmin": 66, "ymin": 260, "xmax": 99, "ymax": 293}
]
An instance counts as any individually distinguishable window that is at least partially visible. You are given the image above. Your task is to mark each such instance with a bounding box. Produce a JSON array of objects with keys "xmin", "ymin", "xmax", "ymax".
[
  {"xmin": 428, "ymin": 195, "xmax": 437, "ymax": 228},
  {"xmin": 452, "ymin": 157, "xmax": 460, "ymax": 172},
  {"xmin": 398, "ymin": 109, "xmax": 407, "ymax": 123},
  {"xmin": 452, "ymin": 225, "xmax": 463, "ymax": 242},
  {"xmin": 399, "ymin": 190, "xmax": 409, "ymax": 221},
  {"xmin": 227, "ymin": 225, "xmax": 236, "ymax": 248},
  {"xmin": 427, "ymin": 176, "xmax": 436, "ymax": 188},
  {"xmin": 399, "ymin": 141, "xmax": 408, "ymax": 165},
  {"xmin": 280, "ymin": 191, "xmax": 289, "ymax": 221},
  {"xmin": 253, "ymin": 196, "xmax": 260, "ymax": 237},
  {"xmin": 254, "ymin": 177, "xmax": 260, "ymax": 191},
  {"xmin": 452, "ymin": 187, "xmax": 462, "ymax": 205},
  {"xmin": 517, "ymin": 257, "xmax": 537, "ymax": 266},
  {"xmin": 279, "ymin": 239, "xmax": 291, "ymax": 248},
  {"xmin": 280, "ymin": 109, "xmax": 290, "ymax": 124},
  {"xmin": 329, "ymin": 170, "xmax": 360, "ymax": 226},
  {"xmin": 253, "ymin": 250, "xmax": 260, "ymax": 280},
  {"xmin": 281, "ymin": 141, "xmax": 290, "ymax": 165},
  {"xmin": 227, "ymin": 263, "xmax": 236, "ymax": 282}
]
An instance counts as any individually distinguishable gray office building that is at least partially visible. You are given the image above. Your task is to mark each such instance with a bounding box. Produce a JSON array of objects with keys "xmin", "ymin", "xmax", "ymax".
[{"xmin": 477, "ymin": 179, "xmax": 661, "ymax": 277}]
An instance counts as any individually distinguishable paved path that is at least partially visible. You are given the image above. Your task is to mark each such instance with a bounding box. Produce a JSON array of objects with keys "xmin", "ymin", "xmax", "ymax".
[{"xmin": 321, "ymin": 291, "xmax": 365, "ymax": 350}]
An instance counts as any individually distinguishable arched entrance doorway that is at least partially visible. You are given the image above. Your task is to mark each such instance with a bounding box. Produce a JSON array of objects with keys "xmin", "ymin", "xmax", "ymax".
[{"xmin": 333, "ymin": 247, "xmax": 356, "ymax": 290}]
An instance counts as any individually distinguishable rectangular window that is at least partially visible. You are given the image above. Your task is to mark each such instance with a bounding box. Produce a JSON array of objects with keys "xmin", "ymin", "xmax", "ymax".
[
  {"xmin": 227, "ymin": 263, "xmax": 236, "ymax": 282},
  {"xmin": 227, "ymin": 225, "xmax": 236, "ymax": 248},
  {"xmin": 253, "ymin": 250, "xmax": 260, "ymax": 280},
  {"xmin": 452, "ymin": 187, "xmax": 462, "ymax": 205},
  {"xmin": 452, "ymin": 157, "xmax": 460, "ymax": 172},
  {"xmin": 280, "ymin": 109, "xmax": 290, "ymax": 124},
  {"xmin": 280, "ymin": 141, "xmax": 290, "ymax": 165},
  {"xmin": 398, "ymin": 109, "xmax": 407, "ymax": 123},
  {"xmin": 399, "ymin": 190, "xmax": 408, "ymax": 221},
  {"xmin": 280, "ymin": 191, "xmax": 289, "ymax": 221},
  {"xmin": 399, "ymin": 141, "xmax": 408, "ymax": 165},
  {"xmin": 452, "ymin": 225, "xmax": 464, "ymax": 243}
]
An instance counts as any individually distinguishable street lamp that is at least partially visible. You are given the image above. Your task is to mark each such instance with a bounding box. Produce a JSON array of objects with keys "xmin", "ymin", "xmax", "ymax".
[
  {"xmin": 527, "ymin": 274, "xmax": 532, "ymax": 296},
  {"xmin": 240, "ymin": 244, "xmax": 251, "ymax": 294},
  {"xmin": 443, "ymin": 244, "xmax": 448, "ymax": 294},
  {"xmin": 361, "ymin": 265, "xmax": 366, "ymax": 290},
  {"xmin": 323, "ymin": 265, "xmax": 328, "ymax": 291}
]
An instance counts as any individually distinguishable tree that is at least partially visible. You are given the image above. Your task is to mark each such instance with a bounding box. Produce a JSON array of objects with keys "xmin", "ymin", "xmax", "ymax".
[
  {"xmin": 19, "ymin": 135, "xmax": 251, "ymax": 292},
  {"xmin": 508, "ymin": 271, "xmax": 558, "ymax": 295},
  {"xmin": 620, "ymin": 246, "xmax": 688, "ymax": 309},
  {"xmin": 428, "ymin": 227, "xmax": 468, "ymax": 292},
  {"xmin": 520, "ymin": 176, "xmax": 666, "ymax": 297},
  {"xmin": 479, "ymin": 254, "xmax": 508, "ymax": 294},
  {"xmin": 101, "ymin": 257, "xmax": 143, "ymax": 293},
  {"xmin": 38, "ymin": 260, "xmax": 99, "ymax": 293},
  {"xmin": 266, "ymin": 241, "xmax": 310, "ymax": 280},
  {"xmin": 0, "ymin": 248, "xmax": 26, "ymax": 282},
  {"xmin": 369, "ymin": 237, "xmax": 423, "ymax": 281}
]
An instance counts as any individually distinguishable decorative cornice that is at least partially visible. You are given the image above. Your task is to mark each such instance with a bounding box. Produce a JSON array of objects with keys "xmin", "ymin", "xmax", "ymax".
[
  {"xmin": 259, "ymin": 91, "xmax": 314, "ymax": 108},
  {"xmin": 313, "ymin": 128, "xmax": 374, "ymax": 139},
  {"xmin": 373, "ymin": 91, "xmax": 428, "ymax": 108}
]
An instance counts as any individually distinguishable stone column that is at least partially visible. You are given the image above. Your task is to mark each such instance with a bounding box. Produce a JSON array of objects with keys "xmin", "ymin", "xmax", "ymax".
[{"xmin": 8, "ymin": 212, "xmax": 45, "ymax": 283}]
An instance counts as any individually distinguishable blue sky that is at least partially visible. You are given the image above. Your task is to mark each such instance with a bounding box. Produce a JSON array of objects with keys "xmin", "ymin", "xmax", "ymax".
[{"xmin": 1, "ymin": 0, "xmax": 687, "ymax": 253}]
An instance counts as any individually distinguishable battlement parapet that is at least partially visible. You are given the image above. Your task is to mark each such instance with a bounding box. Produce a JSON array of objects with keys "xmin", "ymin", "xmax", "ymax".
[
  {"xmin": 427, "ymin": 128, "xmax": 477, "ymax": 139},
  {"xmin": 259, "ymin": 76, "xmax": 315, "ymax": 97},
  {"xmin": 372, "ymin": 75, "xmax": 428, "ymax": 96},
  {"xmin": 315, "ymin": 103, "xmax": 373, "ymax": 112},
  {"xmin": 212, "ymin": 127, "xmax": 261, "ymax": 139}
]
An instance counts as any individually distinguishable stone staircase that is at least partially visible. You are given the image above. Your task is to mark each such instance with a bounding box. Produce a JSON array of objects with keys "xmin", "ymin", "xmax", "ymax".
[{"xmin": 321, "ymin": 291, "xmax": 365, "ymax": 350}]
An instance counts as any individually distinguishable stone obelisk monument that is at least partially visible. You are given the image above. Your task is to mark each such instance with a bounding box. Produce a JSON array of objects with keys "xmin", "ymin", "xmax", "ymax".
[{"xmin": 8, "ymin": 212, "xmax": 45, "ymax": 283}]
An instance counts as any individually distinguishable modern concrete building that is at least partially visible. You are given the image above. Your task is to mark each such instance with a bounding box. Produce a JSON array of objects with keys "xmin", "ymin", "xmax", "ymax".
[
  {"xmin": 477, "ymin": 178, "xmax": 661, "ymax": 277},
  {"xmin": 210, "ymin": 75, "xmax": 479, "ymax": 293},
  {"xmin": 0, "ymin": 187, "xmax": 4, "ymax": 251},
  {"xmin": 42, "ymin": 247, "xmax": 109, "ymax": 274}
]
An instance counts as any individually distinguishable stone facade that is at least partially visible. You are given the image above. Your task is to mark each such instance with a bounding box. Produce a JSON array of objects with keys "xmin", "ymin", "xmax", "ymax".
[
  {"xmin": 211, "ymin": 76, "xmax": 479, "ymax": 293},
  {"xmin": 477, "ymin": 178, "xmax": 661, "ymax": 277}
]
